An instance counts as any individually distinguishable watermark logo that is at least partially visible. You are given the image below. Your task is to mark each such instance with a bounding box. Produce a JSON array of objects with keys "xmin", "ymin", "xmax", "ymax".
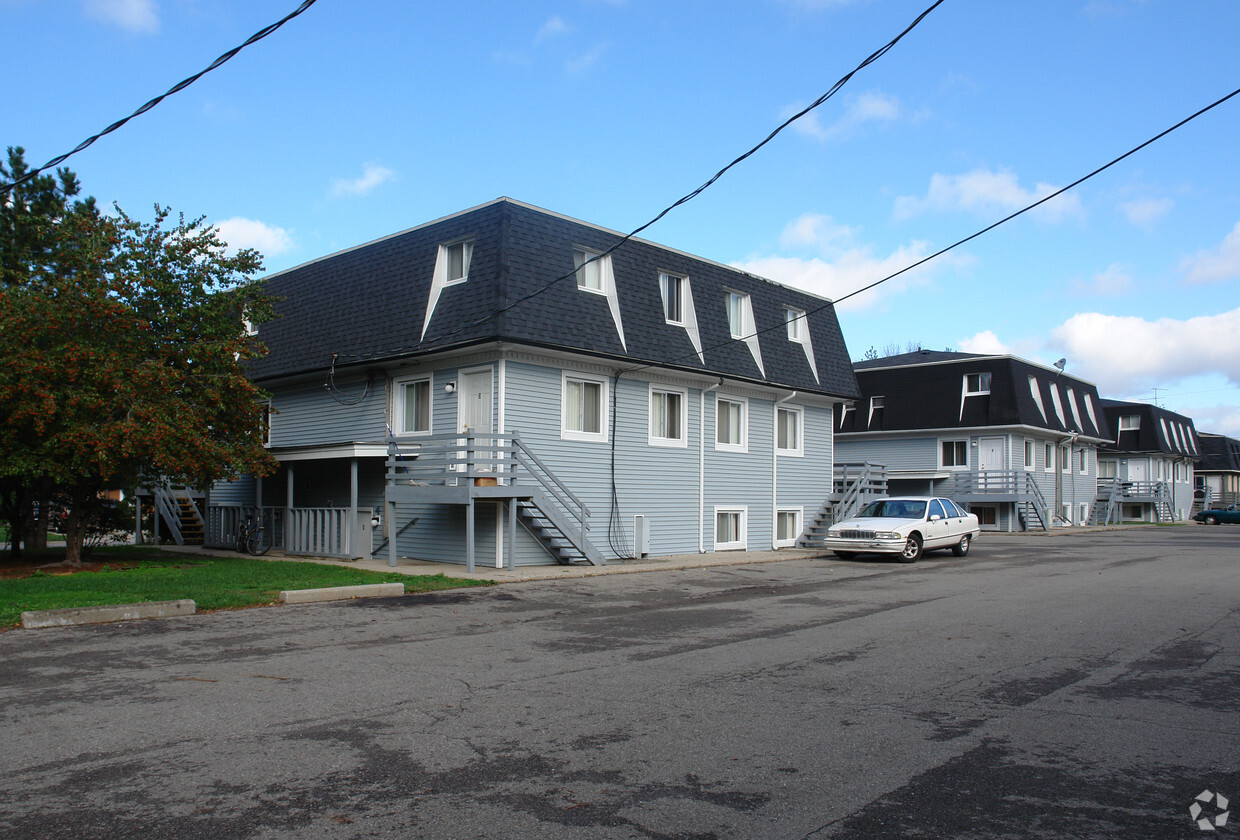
[{"xmin": 1190, "ymin": 789, "xmax": 1230, "ymax": 832}]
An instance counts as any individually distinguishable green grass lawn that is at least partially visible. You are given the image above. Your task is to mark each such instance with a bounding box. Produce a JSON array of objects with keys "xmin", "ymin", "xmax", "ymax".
[{"xmin": 0, "ymin": 546, "xmax": 492, "ymax": 627}]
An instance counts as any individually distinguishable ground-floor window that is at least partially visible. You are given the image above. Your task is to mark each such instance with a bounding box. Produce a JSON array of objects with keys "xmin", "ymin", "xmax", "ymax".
[
  {"xmin": 775, "ymin": 508, "xmax": 801, "ymax": 547},
  {"xmin": 715, "ymin": 506, "xmax": 747, "ymax": 550},
  {"xmin": 972, "ymin": 505, "xmax": 998, "ymax": 527}
]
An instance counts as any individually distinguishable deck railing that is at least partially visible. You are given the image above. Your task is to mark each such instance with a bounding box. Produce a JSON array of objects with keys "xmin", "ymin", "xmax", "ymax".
[{"xmin": 386, "ymin": 430, "xmax": 591, "ymax": 551}]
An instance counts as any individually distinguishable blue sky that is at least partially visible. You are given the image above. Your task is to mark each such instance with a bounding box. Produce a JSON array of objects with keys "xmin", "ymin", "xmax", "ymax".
[{"xmin": 7, "ymin": 0, "xmax": 1240, "ymax": 435}]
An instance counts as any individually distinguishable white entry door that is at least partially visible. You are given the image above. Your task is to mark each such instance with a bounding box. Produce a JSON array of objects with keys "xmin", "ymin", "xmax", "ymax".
[
  {"xmin": 459, "ymin": 369, "xmax": 493, "ymax": 434},
  {"xmin": 1128, "ymin": 460, "xmax": 1147, "ymax": 482},
  {"xmin": 979, "ymin": 437, "xmax": 1005, "ymax": 471}
]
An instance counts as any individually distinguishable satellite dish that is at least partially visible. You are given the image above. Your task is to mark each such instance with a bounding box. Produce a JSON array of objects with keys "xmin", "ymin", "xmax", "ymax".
[{"xmin": 1053, "ymin": 358, "xmax": 1066, "ymax": 372}]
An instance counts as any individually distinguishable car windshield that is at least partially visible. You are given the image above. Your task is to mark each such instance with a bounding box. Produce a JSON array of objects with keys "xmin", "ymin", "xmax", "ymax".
[{"xmin": 857, "ymin": 499, "xmax": 927, "ymax": 519}]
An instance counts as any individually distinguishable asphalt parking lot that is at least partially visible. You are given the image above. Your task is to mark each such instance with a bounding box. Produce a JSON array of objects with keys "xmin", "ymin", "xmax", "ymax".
[{"xmin": 2, "ymin": 526, "xmax": 1236, "ymax": 839}]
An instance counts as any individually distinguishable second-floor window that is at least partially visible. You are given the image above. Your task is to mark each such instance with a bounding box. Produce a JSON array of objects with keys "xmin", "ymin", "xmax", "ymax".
[
  {"xmin": 1024, "ymin": 440, "xmax": 1034, "ymax": 469},
  {"xmin": 941, "ymin": 440, "xmax": 968, "ymax": 468},
  {"xmin": 650, "ymin": 387, "xmax": 687, "ymax": 446},
  {"xmin": 562, "ymin": 373, "xmax": 606, "ymax": 442},
  {"xmin": 777, "ymin": 406, "xmax": 803, "ymax": 456},
  {"xmin": 395, "ymin": 377, "xmax": 431, "ymax": 435},
  {"xmin": 716, "ymin": 396, "xmax": 746, "ymax": 451}
]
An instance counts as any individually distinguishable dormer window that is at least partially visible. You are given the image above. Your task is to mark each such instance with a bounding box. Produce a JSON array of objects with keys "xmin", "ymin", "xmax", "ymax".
[
  {"xmin": 574, "ymin": 248, "xmax": 604, "ymax": 292},
  {"xmin": 445, "ymin": 239, "xmax": 473, "ymax": 284},
  {"xmin": 661, "ymin": 272, "xmax": 686, "ymax": 324},
  {"xmin": 1119, "ymin": 415, "xmax": 1139, "ymax": 432},
  {"xmin": 726, "ymin": 290, "xmax": 748, "ymax": 338},
  {"xmin": 785, "ymin": 307, "xmax": 805, "ymax": 341},
  {"xmin": 964, "ymin": 372, "xmax": 991, "ymax": 395},
  {"xmin": 869, "ymin": 396, "xmax": 885, "ymax": 426}
]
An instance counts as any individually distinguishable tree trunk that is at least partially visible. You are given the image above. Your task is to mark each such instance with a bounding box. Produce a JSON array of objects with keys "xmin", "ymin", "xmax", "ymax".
[{"xmin": 62, "ymin": 485, "xmax": 91, "ymax": 566}]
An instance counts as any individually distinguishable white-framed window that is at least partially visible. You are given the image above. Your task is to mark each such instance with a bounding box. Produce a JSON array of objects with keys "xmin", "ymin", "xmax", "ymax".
[
  {"xmin": 574, "ymin": 248, "xmax": 605, "ymax": 293},
  {"xmin": 661, "ymin": 272, "xmax": 686, "ymax": 325},
  {"xmin": 964, "ymin": 372, "xmax": 992, "ymax": 396},
  {"xmin": 726, "ymin": 290, "xmax": 749, "ymax": 338},
  {"xmin": 776, "ymin": 406, "xmax": 803, "ymax": 456},
  {"xmin": 1024, "ymin": 439, "xmax": 1035, "ymax": 470},
  {"xmin": 1060, "ymin": 444, "xmax": 1070, "ymax": 473},
  {"xmin": 776, "ymin": 507, "xmax": 802, "ymax": 548},
  {"xmin": 649, "ymin": 385, "xmax": 688, "ymax": 447},
  {"xmin": 1079, "ymin": 449, "xmax": 1088, "ymax": 474},
  {"xmin": 715, "ymin": 395, "xmax": 748, "ymax": 453},
  {"xmin": 1044, "ymin": 442, "xmax": 1054, "ymax": 472},
  {"xmin": 242, "ymin": 306, "xmax": 258, "ymax": 337},
  {"xmin": 941, "ymin": 439, "xmax": 968, "ymax": 469},
  {"xmin": 1080, "ymin": 503, "xmax": 1090, "ymax": 524},
  {"xmin": 1099, "ymin": 459, "xmax": 1117, "ymax": 479},
  {"xmin": 784, "ymin": 307, "xmax": 806, "ymax": 341},
  {"xmin": 444, "ymin": 239, "xmax": 474, "ymax": 285},
  {"xmin": 1119, "ymin": 414, "xmax": 1139, "ymax": 432},
  {"xmin": 714, "ymin": 506, "xmax": 747, "ymax": 551},
  {"xmin": 562, "ymin": 372, "xmax": 608, "ymax": 443},
  {"xmin": 393, "ymin": 376, "xmax": 432, "ymax": 436}
]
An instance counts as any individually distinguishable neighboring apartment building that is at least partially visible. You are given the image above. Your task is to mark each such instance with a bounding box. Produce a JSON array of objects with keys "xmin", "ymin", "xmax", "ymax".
[
  {"xmin": 202, "ymin": 198, "xmax": 860, "ymax": 569},
  {"xmin": 1095, "ymin": 400, "xmax": 1199, "ymax": 522},
  {"xmin": 1195, "ymin": 432, "xmax": 1240, "ymax": 509},
  {"xmin": 834, "ymin": 351, "xmax": 1111, "ymax": 531}
]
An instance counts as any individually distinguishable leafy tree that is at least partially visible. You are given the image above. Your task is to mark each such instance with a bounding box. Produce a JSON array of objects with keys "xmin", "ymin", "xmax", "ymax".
[{"xmin": 0, "ymin": 147, "xmax": 278, "ymax": 564}]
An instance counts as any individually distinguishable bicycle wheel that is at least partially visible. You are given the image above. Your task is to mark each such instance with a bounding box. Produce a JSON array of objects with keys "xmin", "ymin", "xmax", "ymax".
[
  {"xmin": 246, "ymin": 526, "xmax": 271, "ymax": 556},
  {"xmin": 235, "ymin": 526, "xmax": 249, "ymax": 553}
]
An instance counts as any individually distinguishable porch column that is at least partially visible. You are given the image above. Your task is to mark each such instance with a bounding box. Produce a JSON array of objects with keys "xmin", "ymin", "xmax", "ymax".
[
  {"xmin": 286, "ymin": 465, "xmax": 295, "ymax": 553},
  {"xmin": 349, "ymin": 458, "xmax": 359, "ymax": 558},
  {"xmin": 507, "ymin": 499, "xmax": 516, "ymax": 570},
  {"xmin": 134, "ymin": 494, "xmax": 143, "ymax": 545},
  {"xmin": 466, "ymin": 497, "xmax": 475, "ymax": 574},
  {"xmin": 387, "ymin": 499, "xmax": 398, "ymax": 568}
]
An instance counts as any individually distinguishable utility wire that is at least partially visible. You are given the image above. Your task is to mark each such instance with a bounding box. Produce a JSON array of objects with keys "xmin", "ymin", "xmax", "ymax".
[
  {"xmin": 625, "ymin": 83, "xmax": 1240, "ymax": 377},
  {"xmin": 407, "ymin": 0, "xmax": 946, "ymax": 353},
  {"xmin": 0, "ymin": 0, "xmax": 318, "ymax": 195}
]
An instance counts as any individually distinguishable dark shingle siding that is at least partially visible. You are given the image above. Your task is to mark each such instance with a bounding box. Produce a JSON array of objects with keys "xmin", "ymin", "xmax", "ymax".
[
  {"xmin": 839, "ymin": 354, "xmax": 1110, "ymax": 438},
  {"xmin": 1100, "ymin": 399, "xmax": 1198, "ymax": 456},
  {"xmin": 250, "ymin": 199, "xmax": 859, "ymax": 398}
]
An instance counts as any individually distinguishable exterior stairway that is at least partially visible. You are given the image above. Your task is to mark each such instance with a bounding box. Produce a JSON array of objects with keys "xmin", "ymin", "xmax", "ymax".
[
  {"xmin": 516, "ymin": 493, "xmax": 603, "ymax": 565},
  {"xmin": 798, "ymin": 462, "xmax": 887, "ymax": 548}
]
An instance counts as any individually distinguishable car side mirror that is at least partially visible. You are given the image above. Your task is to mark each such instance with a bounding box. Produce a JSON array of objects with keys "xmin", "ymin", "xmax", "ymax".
[{"xmin": 929, "ymin": 514, "xmax": 941, "ymax": 522}]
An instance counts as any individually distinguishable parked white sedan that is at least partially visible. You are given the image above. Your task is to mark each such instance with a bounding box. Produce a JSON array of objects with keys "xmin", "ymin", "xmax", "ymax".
[{"xmin": 821, "ymin": 496, "xmax": 980, "ymax": 562}]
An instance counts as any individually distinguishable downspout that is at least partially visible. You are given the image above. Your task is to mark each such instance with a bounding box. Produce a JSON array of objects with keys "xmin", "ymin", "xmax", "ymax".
[
  {"xmin": 773, "ymin": 391, "xmax": 798, "ymax": 549},
  {"xmin": 699, "ymin": 379, "xmax": 722, "ymax": 553}
]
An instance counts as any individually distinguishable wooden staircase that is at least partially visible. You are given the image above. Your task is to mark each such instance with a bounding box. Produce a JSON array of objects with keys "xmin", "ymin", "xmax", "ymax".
[
  {"xmin": 515, "ymin": 492, "xmax": 603, "ymax": 565},
  {"xmin": 798, "ymin": 462, "xmax": 887, "ymax": 548}
]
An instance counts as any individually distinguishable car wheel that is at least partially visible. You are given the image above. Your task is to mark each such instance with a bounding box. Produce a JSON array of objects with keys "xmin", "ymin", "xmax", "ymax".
[
  {"xmin": 833, "ymin": 551, "xmax": 858, "ymax": 559},
  {"xmin": 1205, "ymin": 515, "xmax": 1219, "ymax": 525},
  {"xmin": 898, "ymin": 533, "xmax": 923, "ymax": 563},
  {"xmin": 951, "ymin": 534, "xmax": 970, "ymax": 557}
]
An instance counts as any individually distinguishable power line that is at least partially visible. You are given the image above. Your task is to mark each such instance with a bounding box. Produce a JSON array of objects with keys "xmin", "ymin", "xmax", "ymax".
[
  {"xmin": 0, "ymin": 0, "xmax": 318, "ymax": 196},
  {"xmin": 630, "ymin": 83, "xmax": 1240, "ymax": 377},
  {"xmin": 407, "ymin": 0, "xmax": 946, "ymax": 352}
]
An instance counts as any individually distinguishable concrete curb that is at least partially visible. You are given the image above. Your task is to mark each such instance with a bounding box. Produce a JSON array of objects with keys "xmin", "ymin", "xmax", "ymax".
[
  {"xmin": 21, "ymin": 599, "xmax": 197, "ymax": 629},
  {"xmin": 279, "ymin": 582, "xmax": 405, "ymax": 604}
]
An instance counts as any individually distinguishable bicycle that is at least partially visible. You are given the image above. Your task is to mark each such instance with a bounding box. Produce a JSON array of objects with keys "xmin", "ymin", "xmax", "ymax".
[{"xmin": 234, "ymin": 514, "xmax": 271, "ymax": 556}]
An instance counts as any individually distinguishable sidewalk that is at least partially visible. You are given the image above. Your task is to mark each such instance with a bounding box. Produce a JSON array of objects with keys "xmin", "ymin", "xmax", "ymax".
[
  {"xmin": 161, "ymin": 544, "xmax": 832, "ymax": 583},
  {"xmin": 157, "ymin": 522, "xmax": 1171, "ymax": 584}
]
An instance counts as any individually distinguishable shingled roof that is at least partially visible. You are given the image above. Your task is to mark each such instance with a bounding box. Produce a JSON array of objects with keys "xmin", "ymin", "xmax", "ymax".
[
  {"xmin": 1099, "ymin": 399, "xmax": 1199, "ymax": 457},
  {"xmin": 840, "ymin": 352, "xmax": 1111, "ymax": 440},
  {"xmin": 248, "ymin": 198, "xmax": 860, "ymax": 399}
]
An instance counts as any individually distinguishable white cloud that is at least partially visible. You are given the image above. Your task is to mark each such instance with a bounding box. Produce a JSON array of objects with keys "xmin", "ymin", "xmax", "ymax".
[
  {"xmin": 735, "ymin": 214, "xmax": 971, "ymax": 311},
  {"xmin": 790, "ymin": 90, "xmax": 902, "ymax": 142},
  {"xmin": 566, "ymin": 42, "xmax": 607, "ymax": 73},
  {"xmin": 1120, "ymin": 196, "xmax": 1172, "ymax": 231},
  {"xmin": 1180, "ymin": 402, "xmax": 1240, "ymax": 438},
  {"xmin": 1051, "ymin": 308, "xmax": 1240, "ymax": 395},
  {"xmin": 1179, "ymin": 221, "xmax": 1240, "ymax": 285},
  {"xmin": 1071, "ymin": 262, "xmax": 1133, "ymax": 297},
  {"xmin": 535, "ymin": 16, "xmax": 570, "ymax": 43},
  {"xmin": 83, "ymin": 0, "xmax": 158, "ymax": 33},
  {"xmin": 894, "ymin": 167, "xmax": 1085, "ymax": 224},
  {"xmin": 329, "ymin": 163, "xmax": 396, "ymax": 199},
  {"xmin": 214, "ymin": 217, "xmax": 294, "ymax": 257},
  {"xmin": 958, "ymin": 330, "xmax": 1013, "ymax": 355}
]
